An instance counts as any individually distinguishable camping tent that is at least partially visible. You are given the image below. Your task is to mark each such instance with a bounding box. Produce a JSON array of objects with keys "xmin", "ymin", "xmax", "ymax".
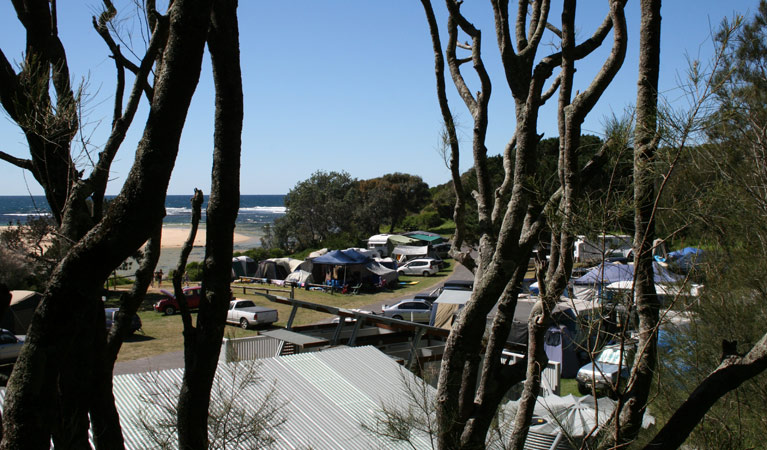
[
  {"xmin": 253, "ymin": 260, "xmax": 289, "ymax": 280},
  {"xmin": 311, "ymin": 249, "xmax": 371, "ymax": 266},
  {"xmin": 285, "ymin": 270, "xmax": 314, "ymax": 284},
  {"xmin": 311, "ymin": 249, "xmax": 397, "ymax": 286},
  {"xmin": 571, "ymin": 262, "xmax": 683, "ymax": 302},
  {"xmin": 232, "ymin": 256, "xmax": 257, "ymax": 278},
  {"xmin": 430, "ymin": 289, "xmax": 473, "ymax": 329},
  {"xmin": 1, "ymin": 291, "xmax": 42, "ymax": 334},
  {"xmin": 269, "ymin": 257, "xmax": 312, "ymax": 274},
  {"xmin": 573, "ymin": 262, "xmax": 682, "ymax": 285}
]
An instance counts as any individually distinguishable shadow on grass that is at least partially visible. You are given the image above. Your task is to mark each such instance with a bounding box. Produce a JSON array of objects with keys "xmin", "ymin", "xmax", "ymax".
[{"xmin": 124, "ymin": 332, "xmax": 156, "ymax": 343}]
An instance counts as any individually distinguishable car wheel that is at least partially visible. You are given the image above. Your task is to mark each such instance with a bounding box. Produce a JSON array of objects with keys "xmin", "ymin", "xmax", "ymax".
[
  {"xmin": 577, "ymin": 382, "xmax": 590, "ymax": 395},
  {"xmin": 392, "ymin": 315, "xmax": 403, "ymax": 320},
  {"xmin": 240, "ymin": 318, "xmax": 250, "ymax": 329},
  {"xmin": 164, "ymin": 306, "xmax": 176, "ymax": 315},
  {"xmin": 422, "ymin": 271, "xmax": 431, "ymax": 277}
]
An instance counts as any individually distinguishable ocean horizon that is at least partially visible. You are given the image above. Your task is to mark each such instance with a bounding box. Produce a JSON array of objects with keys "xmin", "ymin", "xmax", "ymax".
[
  {"xmin": 0, "ymin": 195, "xmax": 287, "ymax": 273},
  {"xmin": 0, "ymin": 194, "xmax": 286, "ymax": 228}
]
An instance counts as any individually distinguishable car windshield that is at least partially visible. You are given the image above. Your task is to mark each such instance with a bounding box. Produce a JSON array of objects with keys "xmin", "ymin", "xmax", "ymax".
[{"xmin": 597, "ymin": 347, "xmax": 627, "ymax": 365}]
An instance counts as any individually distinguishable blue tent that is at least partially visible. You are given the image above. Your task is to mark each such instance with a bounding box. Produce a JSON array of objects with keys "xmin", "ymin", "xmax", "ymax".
[
  {"xmin": 311, "ymin": 249, "xmax": 371, "ymax": 265},
  {"xmin": 573, "ymin": 262, "xmax": 683, "ymax": 286}
]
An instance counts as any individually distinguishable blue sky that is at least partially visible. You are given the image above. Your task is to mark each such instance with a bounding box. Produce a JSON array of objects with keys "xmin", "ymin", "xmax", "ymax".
[{"xmin": 0, "ymin": 1, "xmax": 757, "ymax": 196}]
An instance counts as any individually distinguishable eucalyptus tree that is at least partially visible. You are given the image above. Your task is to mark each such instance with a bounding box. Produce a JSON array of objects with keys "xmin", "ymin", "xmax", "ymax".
[
  {"xmin": 0, "ymin": 1, "xmax": 237, "ymax": 448},
  {"xmin": 419, "ymin": 1, "xmax": 627, "ymax": 448}
]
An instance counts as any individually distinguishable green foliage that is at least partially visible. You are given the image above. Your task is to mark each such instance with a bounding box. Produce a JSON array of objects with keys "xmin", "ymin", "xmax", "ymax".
[
  {"xmin": 354, "ymin": 173, "xmax": 431, "ymax": 234},
  {"xmin": 651, "ymin": 7, "xmax": 767, "ymax": 447},
  {"xmin": 427, "ymin": 135, "xmax": 622, "ymax": 244},
  {"xmin": 269, "ymin": 171, "xmax": 429, "ymax": 252},
  {"xmin": 0, "ymin": 218, "xmax": 59, "ymax": 290},
  {"xmin": 234, "ymin": 247, "xmax": 286, "ymax": 262},
  {"xmin": 185, "ymin": 261, "xmax": 203, "ymax": 282},
  {"xmin": 271, "ymin": 170, "xmax": 359, "ymax": 251},
  {"xmin": 652, "ymin": 252, "xmax": 767, "ymax": 449},
  {"xmin": 401, "ymin": 209, "xmax": 442, "ymax": 231}
]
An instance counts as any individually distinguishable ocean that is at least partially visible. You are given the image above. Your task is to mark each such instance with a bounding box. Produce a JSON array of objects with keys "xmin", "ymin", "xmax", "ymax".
[
  {"xmin": 0, "ymin": 194, "xmax": 285, "ymax": 228},
  {"xmin": 0, "ymin": 194, "xmax": 286, "ymax": 273}
]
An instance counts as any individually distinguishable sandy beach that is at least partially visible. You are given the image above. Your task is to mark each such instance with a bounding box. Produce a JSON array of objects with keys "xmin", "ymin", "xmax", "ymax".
[
  {"xmin": 0, "ymin": 225, "xmax": 255, "ymax": 249},
  {"xmin": 1, "ymin": 224, "xmax": 262, "ymax": 273},
  {"xmin": 159, "ymin": 227, "xmax": 253, "ymax": 248}
]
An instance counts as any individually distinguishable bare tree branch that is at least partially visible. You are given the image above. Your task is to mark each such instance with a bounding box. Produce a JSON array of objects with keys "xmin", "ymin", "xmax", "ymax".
[{"xmin": 0, "ymin": 151, "xmax": 34, "ymax": 171}]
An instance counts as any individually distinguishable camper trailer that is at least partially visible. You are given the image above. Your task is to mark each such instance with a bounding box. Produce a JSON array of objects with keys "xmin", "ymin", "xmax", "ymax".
[
  {"xmin": 367, "ymin": 234, "xmax": 394, "ymax": 257},
  {"xmin": 573, "ymin": 234, "xmax": 632, "ymax": 263}
]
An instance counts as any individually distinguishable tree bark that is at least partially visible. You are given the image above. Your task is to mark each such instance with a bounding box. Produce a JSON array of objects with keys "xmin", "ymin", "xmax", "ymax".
[
  {"xmin": 603, "ymin": 1, "xmax": 662, "ymax": 447},
  {"xmin": 431, "ymin": 2, "xmax": 627, "ymax": 448},
  {"xmin": 0, "ymin": 1, "xmax": 213, "ymax": 448},
  {"xmin": 176, "ymin": 1, "xmax": 242, "ymax": 448}
]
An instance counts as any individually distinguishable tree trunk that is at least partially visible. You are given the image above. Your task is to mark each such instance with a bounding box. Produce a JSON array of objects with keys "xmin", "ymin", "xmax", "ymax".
[
  {"xmin": 176, "ymin": 1, "xmax": 242, "ymax": 448},
  {"xmin": 604, "ymin": 1, "xmax": 662, "ymax": 447},
  {"xmin": 0, "ymin": 1, "xmax": 213, "ymax": 447}
]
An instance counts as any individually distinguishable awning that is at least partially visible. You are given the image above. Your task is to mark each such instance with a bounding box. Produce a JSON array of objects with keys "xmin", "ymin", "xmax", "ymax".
[
  {"xmin": 388, "ymin": 235, "xmax": 419, "ymax": 245},
  {"xmin": 391, "ymin": 245, "xmax": 429, "ymax": 256}
]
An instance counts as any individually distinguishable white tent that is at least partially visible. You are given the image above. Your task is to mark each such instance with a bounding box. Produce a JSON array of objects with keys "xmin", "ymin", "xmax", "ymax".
[{"xmin": 285, "ymin": 269, "xmax": 314, "ymax": 284}]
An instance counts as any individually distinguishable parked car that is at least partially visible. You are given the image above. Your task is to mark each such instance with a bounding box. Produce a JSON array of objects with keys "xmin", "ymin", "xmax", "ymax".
[
  {"xmin": 576, "ymin": 342, "xmax": 636, "ymax": 398},
  {"xmin": 0, "ymin": 329, "xmax": 25, "ymax": 364},
  {"xmin": 155, "ymin": 287, "xmax": 202, "ymax": 315},
  {"xmin": 226, "ymin": 299, "xmax": 279, "ymax": 329},
  {"xmin": 381, "ymin": 299, "xmax": 432, "ymax": 322},
  {"xmin": 397, "ymin": 259, "xmax": 440, "ymax": 277},
  {"xmin": 105, "ymin": 308, "xmax": 143, "ymax": 335}
]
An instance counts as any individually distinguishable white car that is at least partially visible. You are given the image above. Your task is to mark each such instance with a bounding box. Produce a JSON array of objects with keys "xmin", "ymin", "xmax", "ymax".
[
  {"xmin": 381, "ymin": 300, "xmax": 432, "ymax": 322},
  {"xmin": 0, "ymin": 329, "xmax": 25, "ymax": 364},
  {"xmin": 397, "ymin": 259, "xmax": 440, "ymax": 277}
]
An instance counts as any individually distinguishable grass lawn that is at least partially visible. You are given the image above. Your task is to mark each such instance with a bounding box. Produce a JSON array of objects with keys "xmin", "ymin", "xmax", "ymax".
[
  {"xmin": 110, "ymin": 261, "xmax": 456, "ymax": 362},
  {"xmin": 560, "ymin": 378, "xmax": 583, "ymax": 397}
]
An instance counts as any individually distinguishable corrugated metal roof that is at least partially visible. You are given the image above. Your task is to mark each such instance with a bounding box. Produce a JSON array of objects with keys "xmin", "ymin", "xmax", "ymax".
[
  {"xmin": 1, "ymin": 346, "xmax": 435, "ymax": 449},
  {"xmin": 260, "ymin": 329, "xmax": 329, "ymax": 347}
]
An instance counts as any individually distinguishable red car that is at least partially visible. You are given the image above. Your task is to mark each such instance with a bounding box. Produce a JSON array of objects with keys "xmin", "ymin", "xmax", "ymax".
[{"xmin": 155, "ymin": 287, "xmax": 202, "ymax": 315}]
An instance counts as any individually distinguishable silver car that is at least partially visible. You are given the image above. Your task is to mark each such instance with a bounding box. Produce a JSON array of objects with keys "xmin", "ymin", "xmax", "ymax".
[
  {"xmin": 381, "ymin": 300, "xmax": 432, "ymax": 322},
  {"xmin": 397, "ymin": 259, "xmax": 440, "ymax": 277}
]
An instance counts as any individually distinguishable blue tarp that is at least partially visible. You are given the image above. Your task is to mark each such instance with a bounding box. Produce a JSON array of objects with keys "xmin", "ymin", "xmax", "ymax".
[
  {"xmin": 664, "ymin": 247, "xmax": 705, "ymax": 272},
  {"xmin": 573, "ymin": 262, "xmax": 683, "ymax": 286},
  {"xmin": 311, "ymin": 249, "xmax": 371, "ymax": 266}
]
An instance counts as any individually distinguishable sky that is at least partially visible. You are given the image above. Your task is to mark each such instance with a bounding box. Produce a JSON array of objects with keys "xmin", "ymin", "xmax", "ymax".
[{"xmin": 0, "ymin": 1, "xmax": 758, "ymax": 196}]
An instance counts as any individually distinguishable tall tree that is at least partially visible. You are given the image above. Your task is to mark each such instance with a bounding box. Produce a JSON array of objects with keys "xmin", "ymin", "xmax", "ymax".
[
  {"xmin": 600, "ymin": 0, "xmax": 662, "ymax": 447},
  {"xmin": 176, "ymin": 0, "xmax": 243, "ymax": 448},
  {"xmin": 418, "ymin": 1, "xmax": 627, "ymax": 448},
  {"xmin": 0, "ymin": 0, "xmax": 215, "ymax": 447},
  {"xmin": 273, "ymin": 170, "xmax": 358, "ymax": 250}
]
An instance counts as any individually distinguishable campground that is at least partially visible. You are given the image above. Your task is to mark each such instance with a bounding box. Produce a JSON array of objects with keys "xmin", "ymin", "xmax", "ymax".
[{"xmin": 109, "ymin": 260, "xmax": 460, "ymax": 363}]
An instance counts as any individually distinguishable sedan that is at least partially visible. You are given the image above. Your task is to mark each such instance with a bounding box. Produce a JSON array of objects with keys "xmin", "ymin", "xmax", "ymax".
[
  {"xmin": 381, "ymin": 300, "xmax": 432, "ymax": 322},
  {"xmin": 0, "ymin": 329, "xmax": 25, "ymax": 364}
]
